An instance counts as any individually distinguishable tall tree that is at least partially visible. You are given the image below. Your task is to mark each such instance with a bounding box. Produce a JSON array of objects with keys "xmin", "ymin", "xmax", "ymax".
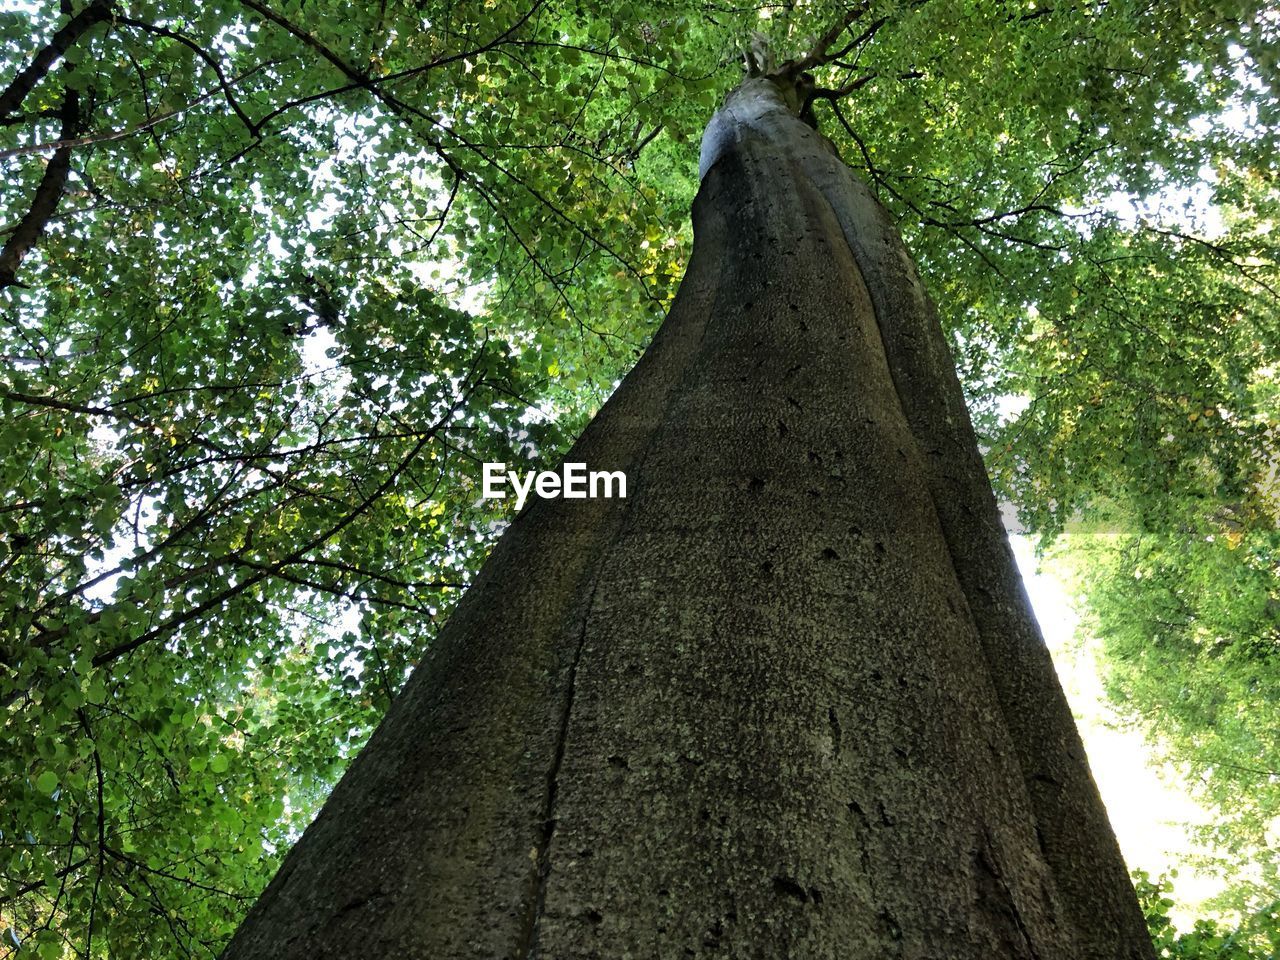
[
  {"xmin": 222, "ymin": 44, "xmax": 1157, "ymax": 960},
  {"xmin": 2, "ymin": 1, "xmax": 1276, "ymax": 957}
]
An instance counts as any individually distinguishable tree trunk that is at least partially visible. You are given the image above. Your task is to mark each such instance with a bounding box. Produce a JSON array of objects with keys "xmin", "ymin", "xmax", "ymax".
[{"xmin": 223, "ymin": 78, "xmax": 1155, "ymax": 960}]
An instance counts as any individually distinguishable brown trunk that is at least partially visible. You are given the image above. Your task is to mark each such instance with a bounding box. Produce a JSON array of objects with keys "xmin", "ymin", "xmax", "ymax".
[{"xmin": 223, "ymin": 78, "xmax": 1155, "ymax": 960}]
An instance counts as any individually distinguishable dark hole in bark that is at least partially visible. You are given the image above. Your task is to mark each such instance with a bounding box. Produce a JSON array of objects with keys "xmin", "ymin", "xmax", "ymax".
[
  {"xmin": 878, "ymin": 909, "xmax": 903, "ymax": 940},
  {"xmin": 703, "ymin": 918, "xmax": 725, "ymax": 948},
  {"xmin": 772, "ymin": 875, "xmax": 809, "ymax": 903}
]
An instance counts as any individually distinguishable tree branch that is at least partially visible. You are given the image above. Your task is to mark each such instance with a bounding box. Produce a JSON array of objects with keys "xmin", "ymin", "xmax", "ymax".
[
  {"xmin": 0, "ymin": 0, "xmax": 110, "ymax": 120},
  {"xmin": 0, "ymin": 65, "xmax": 264, "ymax": 160},
  {"xmin": 784, "ymin": 1, "xmax": 872, "ymax": 75},
  {"xmin": 0, "ymin": 856, "xmax": 90, "ymax": 906},
  {"xmin": 115, "ymin": 15, "xmax": 260, "ymax": 137},
  {"xmin": 0, "ymin": 84, "xmax": 81, "ymax": 288},
  {"xmin": 81, "ymin": 360, "xmax": 485, "ymax": 670}
]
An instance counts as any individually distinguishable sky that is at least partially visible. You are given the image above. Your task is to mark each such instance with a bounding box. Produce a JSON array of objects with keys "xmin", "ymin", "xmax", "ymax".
[{"xmin": 1011, "ymin": 535, "xmax": 1226, "ymax": 928}]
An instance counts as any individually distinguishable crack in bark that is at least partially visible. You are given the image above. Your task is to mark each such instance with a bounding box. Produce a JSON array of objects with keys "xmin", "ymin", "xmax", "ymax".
[
  {"xmin": 518, "ymin": 536, "xmax": 608, "ymax": 960},
  {"xmin": 333, "ymin": 889, "xmax": 386, "ymax": 919},
  {"xmin": 974, "ymin": 832, "xmax": 1042, "ymax": 960},
  {"xmin": 844, "ymin": 799, "xmax": 904, "ymax": 955},
  {"xmin": 518, "ymin": 224, "xmax": 721, "ymax": 955}
]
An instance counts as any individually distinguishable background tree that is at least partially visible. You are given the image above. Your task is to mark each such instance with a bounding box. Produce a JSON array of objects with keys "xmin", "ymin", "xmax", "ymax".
[
  {"xmin": 1, "ymin": 0, "xmax": 1277, "ymax": 957},
  {"xmin": 1054, "ymin": 510, "xmax": 1280, "ymax": 915},
  {"xmin": 1137, "ymin": 871, "xmax": 1280, "ymax": 959}
]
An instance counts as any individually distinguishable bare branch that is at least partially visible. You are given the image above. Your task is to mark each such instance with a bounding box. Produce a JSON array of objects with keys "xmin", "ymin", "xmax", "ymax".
[{"xmin": 785, "ymin": 2, "xmax": 872, "ymax": 75}]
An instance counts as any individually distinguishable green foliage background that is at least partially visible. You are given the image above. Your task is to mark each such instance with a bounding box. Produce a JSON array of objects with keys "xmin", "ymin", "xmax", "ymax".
[
  {"xmin": 1138, "ymin": 871, "xmax": 1280, "ymax": 958},
  {"xmin": 1, "ymin": 0, "xmax": 1277, "ymax": 956}
]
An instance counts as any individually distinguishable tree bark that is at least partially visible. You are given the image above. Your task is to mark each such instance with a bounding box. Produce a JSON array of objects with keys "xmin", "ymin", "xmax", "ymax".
[{"xmin": 223, "ymin": 77, "xmax": 1155, "ymax": 960}]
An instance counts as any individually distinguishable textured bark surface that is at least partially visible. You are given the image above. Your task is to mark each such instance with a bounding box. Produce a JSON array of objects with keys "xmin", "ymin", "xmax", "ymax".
[{"xmin": 223, "ymin": 78, "xmax": 1155, "ymax": 960}]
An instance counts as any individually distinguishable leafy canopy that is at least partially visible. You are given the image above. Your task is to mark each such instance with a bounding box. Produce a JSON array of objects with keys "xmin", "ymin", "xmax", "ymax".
[{"xmin": 1, "ymin": 0, "xmax": 1277, "ymax": 956}]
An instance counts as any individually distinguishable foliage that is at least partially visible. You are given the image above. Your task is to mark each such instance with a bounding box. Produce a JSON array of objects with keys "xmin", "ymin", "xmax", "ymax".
[
  {"xmin": 1055, "ymin": 514, "xmax": 1280, "ymax": 913},
  {"xmin": 1136, "ymin": 870, "xmax": 1280, "ymax": 959},
  {"xmin": 1, "ymin": 0, "xmax": 1277, "ymax": 956}
]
